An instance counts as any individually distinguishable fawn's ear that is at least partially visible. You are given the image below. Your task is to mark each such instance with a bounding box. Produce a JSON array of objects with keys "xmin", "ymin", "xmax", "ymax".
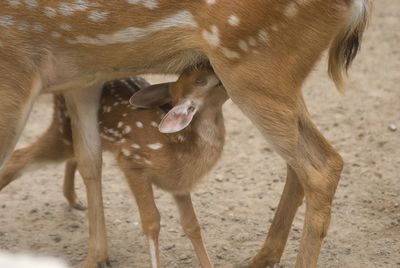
[
  {"xmin": 159, "ymin": 101, "xmax": 197, "ymax": 133},
  {"xmin": 129, "ymin": 82, "xmax": 172, "ymax": 108}
]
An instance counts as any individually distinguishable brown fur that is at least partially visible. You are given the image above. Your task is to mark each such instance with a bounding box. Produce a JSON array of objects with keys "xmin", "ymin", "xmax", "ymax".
[
  {"xmin": 0, "ymin": 1, "xmax": 369, "ymax": 267},
  {"xmin": 0, "ymin": 68, "xmax": 227, "ymax": 267}
]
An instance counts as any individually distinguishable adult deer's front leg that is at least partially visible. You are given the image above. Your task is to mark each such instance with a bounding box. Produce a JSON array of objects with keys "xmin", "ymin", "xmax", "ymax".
[
  {"xmin": 63, "ymin": 87, "xmax": 109, "ymax": 268},
  {"xmin": 212, "ymin": 59, "xmax": 343, "ymax": 268}
]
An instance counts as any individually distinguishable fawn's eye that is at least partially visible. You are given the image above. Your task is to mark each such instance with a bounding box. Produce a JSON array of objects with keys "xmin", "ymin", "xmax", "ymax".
[{"xmin": 195, "ymin": 76, "xmax": 207, "ymax": 86}]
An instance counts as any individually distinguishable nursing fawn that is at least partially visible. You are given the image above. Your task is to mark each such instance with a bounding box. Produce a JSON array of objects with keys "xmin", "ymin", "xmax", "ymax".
[{"xmin": 0, "ymin": 65, "xmax": 227, "ymax": 268}]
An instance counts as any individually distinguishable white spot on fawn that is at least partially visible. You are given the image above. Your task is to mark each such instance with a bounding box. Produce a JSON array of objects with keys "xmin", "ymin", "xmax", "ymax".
[
  {"xmin": 88, "ymin": 10, "xmax": 108, "ymax": 22},
  {"xmin": 238, "ymin": 40, "xmax": 249, "ymax": 52},
  {"xmin": 206, "ymin": 0, "xmax": 216, "ymax": 5},
  {"xmin": 134, "ymin": 154, "xmax": 141, "ymax": 160},
  {"xmin": 0, "ymin": 16, "xmax": 14, "ymax": 28},
  {"xmin": 144, "ymin": 159, "xmax": 152, "ymax": 165},
  {"xmin": 7, "ymin": 0, "xmax": 21, "ymax": 7},
  {"xmin": 117, "ymin": 138, "xmax": 127, "ymax": 144},
  {"xmin": 33, "ymin": 22, "xmax": 44, "ymax": 32},
  {"xmin": 127, "ymin": 0, "xmax": 158, "ymax": 9},
  {"xmin": 68, "ymin": 10, "xmax": 197, "ymax": 45},
  {"xmin": 151, "ymin": 121, "xmax": 158, "ymax": 127},
  {"xmin": 285, "ymin": 2, "xmax": 298, "ymax": 18},
  {"xmin": 25, "ymin": 0, "xmax": 38, "ymax": 10},
  {"xmin": 123, "ymin": 126, "xmax": 132, "ymax": 134},
  {"xmin": 131, "ymin": 144, "xmax": 141, "ymax": 149},
  {"xmin": 101, "ymin": 133, "xmax": 116, "ymax": 142},
  {"xmin": 17, "ymin": 21, "xmax": 29, "ymax": 31},
  {"xmin": 147, "ymin": 143, "xmax": 163, "ymax": 150},
  {"xmin": 103, "ymin": 106, "xmax": 112, "ymax": 113},
  {"xmin": 178, "ymin": 135, "xmax": 185, "ymax": 142},
  {"xmin": 51, "ymin": 32, "xmax": 61, "ymax": 38},
  {"xmin": 121, "ymin": 148, "xmax": 132, "ymax": 157},
  {"xmin": 60, "ymin": 23, "xmax": 72, "ymax": 31},
  {"xmin": 44, "ymin": 7, "xmax": 57, "ymax": 18},
  {"xmin": 202, "ymin": 25, "xmax": 220, "ymax": 47},
  {"xmin": 117, "ymin": 122, "xmax": 124, "ymax": 128},
  {"xmin": 136, "ymin": 121, "xmax": 144, "ymax": 128},
  {"xmin": 221, "ymin": 47, "xmax": 240, "ymax": 60},
  {"xmin": 58, "ymin": 1, "xmax": 89, "ymax": 16},
  {"xmin": 248, "ymin": 37, "xmax": 257, "ymax": 47},
  {"xmin": 258, "ymin": 30, "xmax": 269, "ymax": 44},
  {"xmin": 123, "ymin": 113, "xmax": 128, "ymax": 117},
  {"xmin": 228, "ymin": 15, "xmax": 240, "ymax": 26}
]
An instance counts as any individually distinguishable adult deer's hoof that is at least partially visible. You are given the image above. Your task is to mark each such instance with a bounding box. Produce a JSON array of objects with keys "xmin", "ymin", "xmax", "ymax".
[
  {"xmin": 97, "ymin": 259, "xmax": 111, "ymax": 268},
  {"xmin": 72, "ymin": 201, "xmax": 86, "ymax": 211},
  {"xmin": 235, "ymin": 257, "xmax": 280, "ymax": 268}
]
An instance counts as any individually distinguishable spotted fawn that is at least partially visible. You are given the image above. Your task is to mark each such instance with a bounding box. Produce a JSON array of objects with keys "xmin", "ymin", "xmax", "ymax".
[{"xmin": 0, "ymin": 65, "xmax": 227, "ymax": 268}]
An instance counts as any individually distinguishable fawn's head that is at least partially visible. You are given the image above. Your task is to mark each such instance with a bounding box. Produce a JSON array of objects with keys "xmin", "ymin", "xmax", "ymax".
[{"xmin": 130, "ymin": 64, "xmax": 228, "ymax": 133}]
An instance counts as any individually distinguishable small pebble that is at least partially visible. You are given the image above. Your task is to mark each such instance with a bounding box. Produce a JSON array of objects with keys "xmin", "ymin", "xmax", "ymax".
[
  {"xmin": 30, "ymin": 209, "xmax": 37, "ymax": 214},
  {"xmin": 388, "ymin": 123, "xmax": 397, "ymax": 132},
  {"xmin": 164, "ymin": 244, "xmax": 175, "ymax": 251}
]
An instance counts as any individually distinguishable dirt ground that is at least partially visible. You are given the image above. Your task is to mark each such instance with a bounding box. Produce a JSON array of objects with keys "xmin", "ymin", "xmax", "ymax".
[{"xmin": 0, "ymin": 1, "xmax": 399, "ymax": 267}]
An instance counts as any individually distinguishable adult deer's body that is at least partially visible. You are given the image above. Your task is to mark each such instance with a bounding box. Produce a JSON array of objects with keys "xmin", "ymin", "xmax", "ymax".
[{"xmin": 0, "ymin": 1, "xmax": 369, "ymax": 267}]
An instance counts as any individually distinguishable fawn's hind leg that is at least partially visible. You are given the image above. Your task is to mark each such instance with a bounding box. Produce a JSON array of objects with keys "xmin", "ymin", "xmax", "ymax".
[{"xmin": 63, "ymin": 159, "xmax": 86, "ymax": 210}]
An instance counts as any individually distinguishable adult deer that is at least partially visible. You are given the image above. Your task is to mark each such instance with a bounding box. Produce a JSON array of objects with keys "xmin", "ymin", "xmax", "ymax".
[{"xmin": 0, "ymin": 0, "xmax": 369, "ymax": 267}]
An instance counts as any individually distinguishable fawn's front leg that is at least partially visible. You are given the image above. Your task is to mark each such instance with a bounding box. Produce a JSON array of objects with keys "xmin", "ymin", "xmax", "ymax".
[
  {"xmin": 174, "ymin": 194, "xmax": 213, "ymax": 268},
  {"xmin": 120, "ymin": 165, "xmax": 161, "ymax": 268}
]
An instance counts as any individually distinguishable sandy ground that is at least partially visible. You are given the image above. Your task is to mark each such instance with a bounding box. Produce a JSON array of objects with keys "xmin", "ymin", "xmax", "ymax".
[{"xmin": 0, "ymin": 1, "xmax": 399, "ymax": 267}]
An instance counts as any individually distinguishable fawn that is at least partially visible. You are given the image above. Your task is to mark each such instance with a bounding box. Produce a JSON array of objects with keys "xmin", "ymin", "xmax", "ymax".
[
  {"xmin": 0, "ymin": 1, "xmax": 370, "ymax": 266},
  {"xmin": 0, "ymin": 65, "xmax": 227, "ymax": 268}
]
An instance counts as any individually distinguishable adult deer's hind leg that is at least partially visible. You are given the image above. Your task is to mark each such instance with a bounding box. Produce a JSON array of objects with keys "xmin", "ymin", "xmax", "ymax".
[
  {"xmin": 237, "ymin": 165, "xmax": 304, "ymax": 268},
  {"xmin": 212, "ymin": 56, "xmax": 343, "ymax": 268},
  {"xmin": 0, "ymin": 65, "xmax": 42, "ymax": 176},
  {"xmin": 63, "ymin": 86, "xmax": 109, "ymax": 268},
  {"xmin": 0, "ymin": 117, "xmax": 74, "ymax": 191}
]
